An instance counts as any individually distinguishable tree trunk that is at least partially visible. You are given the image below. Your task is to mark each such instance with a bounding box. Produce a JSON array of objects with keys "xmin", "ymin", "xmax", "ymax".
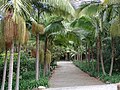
[
  {"xmin": 48, "ymin": 64, "xmax": 50, "ymax": 74},
  {"xmin": 85, "ymin": 43, "xmax": 88, "ymax": 61},
  {"xmin": 96, "ymin": 35, "xmax": 100, "ymax": 76},
  {"xmin": 80, "ymin": 52, "xmax": 82, "ymax": 61},
  {"xmin": 36, "ymin": 34, "xmax": 40, "ymax": 80},
  {"xmin": 109, "ymin": 37, "xmax": 115, "ymax": 76},
  {"xmin": 8, "ymin": 41, "xmax": 14, "ymax": 90},
  {"xmin": 15, "ymin": 43, "xmax": 21, "ymax": 90},
  {"xmin": 1, "ymin": 50, "xmax": 8, "ymax": 90},
  {"xmin": 85, "ymin": 43, "xmax": 89, "ymax": 71},
  {"xmin": 77, "ymin": 54, "xmax": 79, "ymax": 60},
  {"xmin": 91, "ymin": 48, "xmax": 94, "ymax": 60},
  {"xmin": 91, "ymin": 48, "xmax": 94, "ymax": 71},
  {"xmin": 88, "ymin": 48, "xmax": 91, "ymax": 63},
  {"xmin": 43, "ymin": 36, "xmax": 48, "ymax": 76},
  {"xmin": 99, "ymin": 36, "xmax": 106, "ymax": 75}
]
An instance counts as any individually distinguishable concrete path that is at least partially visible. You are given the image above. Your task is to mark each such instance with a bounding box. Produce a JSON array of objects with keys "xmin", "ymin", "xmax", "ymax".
[
  {"xmin": 47, "ymin": 84, "xmax": 118, "ymax": 90},
  {"xmin": 49, "ymin": 61, "xmax": 104, "ymax": 88}
]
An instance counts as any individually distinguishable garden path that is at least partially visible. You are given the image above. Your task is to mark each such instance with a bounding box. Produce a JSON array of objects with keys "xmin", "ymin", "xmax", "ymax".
[
  {"xmin": 47, "ymin": 61, "xmax": 118, "ymax": 90},
  {"xmin": 49, "ymin": 61, "xmax": 104, "ymax": 88}
]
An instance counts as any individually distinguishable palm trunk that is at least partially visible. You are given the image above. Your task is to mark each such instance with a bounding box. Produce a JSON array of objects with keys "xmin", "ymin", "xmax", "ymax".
[
  {"xmin": 85, "ymin": 43, "xmax": 88, "ymax": 61},
  {"xmin": 109, "ymin": 37, "xmax": 115, "ymax": 76},
  {"xmin": 80, "ymin": 52, "xmax": 82, "ymax": 61},
  {"xmin": 8, "ymin": 41, "xmax": 14, "ymax": 90},
  {"xmin": 1, "ymin": 50, "xmax": 8, "ymax": 90},
  {"xmin": 43, "ymin": 36, "xmax": 48, "ymax": 76},
  {"xmin": 100, "ymin": 36, "xmax": 106, "ymax": 75},
  {"xmin": 85, "ymin": 43, "xmax": 89, "ymax": 71},
  {"xmin": 96, "ymin": 35, "xmax": 100, "ymax": 76},
  {"xmin": 48, "ymin": 64, "xmax": 50, "ymax": 74},
  {"xmin": 36, "ymin": 34, "xmax": 39, "ymax": 80},
  {"xmin": 77, "ymin": 54, "xmax": 79, "ymax": 60},
  {"xmin": 91, "ymin": 48, "xmax": 94, "ymax": 71},
  {"xmin": 15, "ymin": 43, "xmax": 21, "ymax": 90},
  {"xmin": 88, "ymin": 48, "xmax": 90, "ymax": 62},
  {"xmin": 91, "ymin": 48, "xmax": 94, "ymax": 60}
]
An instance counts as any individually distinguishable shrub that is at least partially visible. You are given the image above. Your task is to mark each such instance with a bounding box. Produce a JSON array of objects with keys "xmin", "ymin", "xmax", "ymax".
[{"xmin": 73, "ymin": 60, "xmax": 120, "ymax": 83}]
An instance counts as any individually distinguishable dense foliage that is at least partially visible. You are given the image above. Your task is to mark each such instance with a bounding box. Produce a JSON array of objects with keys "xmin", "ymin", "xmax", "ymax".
[
  {"xmin": 1, "ymin": 0, "xmax": 120, "ymax": 89},
  {"xmin": 0, "ymin": 52, "xmax": 49, "ymax": 90},
  {"xmin": 73, "ymin": 60, "xmax": 120, "ymax": 83}
]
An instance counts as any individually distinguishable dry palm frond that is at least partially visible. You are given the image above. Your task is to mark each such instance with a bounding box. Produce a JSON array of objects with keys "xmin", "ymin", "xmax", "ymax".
[
  {"xmin": 31, "ymin": 48, "xmax": 36, "ymax": 58},
  {"xmin": 0, "ymin": 19, "xmax": 5, "ymax": 50},
  {"xmin": 39, "ymin": 49, "xmax": 44, "ymax": 64},
  {"xmin": 40, "ymin": 41, "xmax": 45, "ymax": 49},
  {"xmin": 13, "ymin": 22, "xmax": 18, "ymax": 39},
  {"xmin": 0, "ymin": 36, "xmax": 5, "ymax": 51},
  {"xmin": 6, "ymin": 42, "xmax": 12, "ymax": 50},
  {"xmin": 4, "ymin": 17, "xmax": 15, "ymax": 44},
  {"xmin": 110, "ymin": 18, "xmax": 120, "ymax": 37},
  {"xmin": 24, "ymin": 29, "xmax": 30, "ymax": 45},
  {"xmin": 16, "ymin": 15, "xmax": 26, "ymax": 44},
  {"xmin": 38, "ymin": 24, "xmax": 45, "ymax": 35},
  {"xmin": 32, "ymin": 21, "xmax": 37, "ymax": 35},
  {"xmin": 46, "ymin": 49, "xmax": 52, "ymax": 64},
  {"xmin": 32, "ymin": 21, "xmax": 45, "ymax": 35}
]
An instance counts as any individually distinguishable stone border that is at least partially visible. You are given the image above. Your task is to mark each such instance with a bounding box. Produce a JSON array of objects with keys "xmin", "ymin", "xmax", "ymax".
[{"xmin": 38, "ymin": 86, "xmax": 46, "ymax": 90}]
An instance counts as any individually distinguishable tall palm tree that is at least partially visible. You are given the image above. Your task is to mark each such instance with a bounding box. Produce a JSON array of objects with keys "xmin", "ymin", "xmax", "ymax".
[
  {"xmin": 1, "ymin": 50, "xmax": 8, "ymax": 90},
  {"xmin": 109, "ymin": 17, "xmax": 120, "ymax": 76},
  {"xmin": 75, "ymin": 1, "xmax": 107, "ymax": 75},
  {"xmin": 30, "ymin": 0, "xmax": 75, "ymax": 76},
  {"xmin": 14, "ymin": 15, "xmax": 27, "ymax": 90},
  {"xmin": 43, "ymin": 19, "xmax": 65, "ymax": 76},
  {"xmin": 0, "ymin": 0, "xmax": 31, "ymax": 90},
  {"xmin": 0, "ymin": 17, "xmax": 7, "ymax": 90},
  {"xmin": 3, "ymin": 8, "xmax": 15, "ymax": 90},
  {"xmin": 103, "ymin": 0, "xmax": 120, "ymax": 76}
]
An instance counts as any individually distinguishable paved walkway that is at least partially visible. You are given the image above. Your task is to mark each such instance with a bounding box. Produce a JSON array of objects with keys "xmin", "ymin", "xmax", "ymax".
[
  {"xmin": 47, "ymin": 84, "xmax": 118, "ymax": 90},
  {"xmin": 49, "ymin": 61, "xmax": 104, "ymax": 88}
]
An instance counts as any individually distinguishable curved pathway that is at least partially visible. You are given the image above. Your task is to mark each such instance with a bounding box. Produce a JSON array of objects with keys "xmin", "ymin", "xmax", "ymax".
[{"xmin": 49, "ymin": 61, "xmax": 104, "ymax": 88}]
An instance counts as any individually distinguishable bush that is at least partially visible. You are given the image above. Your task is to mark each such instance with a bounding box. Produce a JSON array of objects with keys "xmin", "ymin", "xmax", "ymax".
[
  {"xmin": 0, "ymin": 52, "xmax": 49, "ymax": 90},
  {"xmin": 19, "ymin": 77, "xmax": 48, "ymax": 90},
  {"xmin": 73, "ymin": 60, "xmax": 120, "ymax": 83}
]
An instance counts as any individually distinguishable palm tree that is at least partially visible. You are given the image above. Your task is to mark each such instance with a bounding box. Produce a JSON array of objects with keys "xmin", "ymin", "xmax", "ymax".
[
  {"xmin": 75, "ymin": 1, "xmax": 107, "ymax": 75},
  {"xmin": 0, "ymin": 16, "xmax": 7, "ymax": 90},
  {"xmin": 11, "ymin": 0, "xmax": 31, "ymax": 89},
  {"xmin": 14, "ymin": 15, "xmax": 28, "ymax": 90},
  {"xmin": 109, "ymin": 17, "xmax": 120, "ymax": 76},
  {"xmin": 30, "ymin": 0, "xmax": 75, "ymax": 76},
  {"xmin": 3, "ymin": 8, "xmax": 15, "ymax": 90},
  {"xmin": 1, "ymin": 50, "xmax": 8, "ymax": 90},
  {"xmin": 0, "ymin": 0, "xmax": 31, "ymax": 90},
  {"xmin": 103, "ymin": 0, "xmax": 120, "ymax": 76},
  {"xmin": 43, "ymin": 19, "xmax": 64, "ymax": 76}
]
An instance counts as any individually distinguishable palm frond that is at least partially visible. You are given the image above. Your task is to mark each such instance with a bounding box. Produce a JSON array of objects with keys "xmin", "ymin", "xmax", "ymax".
[
  {"xmin": 41, "ymin": 0, "xmax": 75, "ymax": 18},
  {"xmin": 80, "ymin": 3, "xmax": 104, "ymax": 17},
  {"xmin": 71, "ymin": 16, "xmax": 95, "ymax": 31},
  {"xmin": 103, "ymin": 0, "xmax": 120, "ymax": 5},
  {"xmin": 45, "ymin": 22, "xmax": 65, "ymax": 36},
  {"xmin": 110, "ymin": 17, "xmax": 120, "ymax": 37}
]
